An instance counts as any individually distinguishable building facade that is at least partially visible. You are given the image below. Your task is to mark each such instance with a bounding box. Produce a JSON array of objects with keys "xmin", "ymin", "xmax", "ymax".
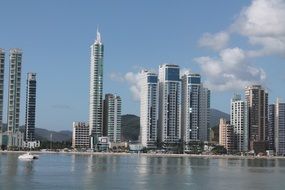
[
  {"xmin": 181, "ymin": 73, "xmax": 210, "ymax": 144},
  {"xmin": 140, "ymin": 70, "xmax": 158, "ymax": 148},
  {"xmin": 275, "ymin": 99, "xmax": 285, "ymax": 156},
  {"xmin": 103, "ymin": 94, "xmax": 121, "ymax": 143},
  {"xmin": 230, "ymin": 94, "xmax": 248, "ymax": 152},
  {"xmin": 25, "ymin": 73, "xmax": 37, "ymax": 141},
  {"xmin": 268, "ymin": 104, "xmax": 275, "ymax": 151},
  {"xmin": 245, "ymin": 85, "xmax": 268, "ymax": 152},
  {"xmin": 219, "ymin": 118, "xmax": 235, "ymax": 153},
  {"xmin": 0, "ymin": 49, "xmax": 4, "ymax": 135},
  {"xmin": 199, "ymin": 86, "xmax": 210, "ymax": 142},
  {"xmin": 158, "ymin": 64, "xmax": 181, "ymax": 146},
  {"xmin": 72, "ymin": 122, "xmax": 90, "ymax": 149},
  {"xmin": 89, "ymin": 29, "xmax": 104, "ymax": 149},
  {"xmin": 7, "ymin": 49, "xmax": 23, "ymax": 147}
]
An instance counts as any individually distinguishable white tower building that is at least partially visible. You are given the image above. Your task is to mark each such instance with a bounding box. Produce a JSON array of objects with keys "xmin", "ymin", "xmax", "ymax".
[
  {"xmin": 89, "ymin": 29, "xmax": 104, "ymax": 149},
  {"xmin": 158, "ymin": 64, "xmax": 181, "ymax": 146},
  {"xmin": 230, "ymin": 94, "xmax": 248, "ymax": 152},
  {"xmin": 103, "ymin": 94, "xmax": 122, "ymax": 143},
  {"xmin": 7, "ymin": 49, "xmax": 23, "ymax": 147},
  {"xmin": 140, "ymin": 70, "xmax": 158, "ymax": 148}
]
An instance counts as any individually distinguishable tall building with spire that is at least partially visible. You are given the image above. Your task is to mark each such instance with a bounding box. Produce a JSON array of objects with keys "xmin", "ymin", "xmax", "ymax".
[
  {"xmin": 140, "ymin": 70, "xmax": 158, "ymax": 148},
  {"xmin": 7, "ymin": 49, "xmax": 23, "ymax": 147},
  {"xmin": 89, "ymin": 29, "xmax": 104, "ymax": 149},
  {"xmin": 0, "ymin": 49, "xmax": 5, "ymax": 133},
  {"xmin": 158, "ymin": 64, "xmax": 181, "ymax": 146},
  {"xmin": 25, "ymin": 73, "xmax": 37, "ymax": 142}
]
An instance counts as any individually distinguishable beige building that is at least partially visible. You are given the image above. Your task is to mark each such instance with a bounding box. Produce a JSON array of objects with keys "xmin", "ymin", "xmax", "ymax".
[
  {"xmin": 219, "ymin": 118, "xmax": 235, "ymax": 153},
  {"xmin": 72, "ymin": 122, "xmax": 90, "ymax": 149}
]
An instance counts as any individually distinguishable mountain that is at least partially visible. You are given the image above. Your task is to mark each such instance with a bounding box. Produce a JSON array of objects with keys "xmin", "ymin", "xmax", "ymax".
[
  {"xmin": 121, "ymin": 114, "xmax": 140, "ymax": 141},
  {"xmin": 210, "ymin": 108, "xmax": 230, "ymax": 128},
  {"xmin": 35, "ymin": 128, "xmax": 72, "ymax": 142},
  {"xmin": 0, "ymin": 109, "xmax": 228, "ymax": 142}
]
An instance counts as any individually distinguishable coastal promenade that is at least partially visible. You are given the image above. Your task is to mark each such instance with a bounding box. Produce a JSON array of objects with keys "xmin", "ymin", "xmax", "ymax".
[{"xmin": 1, "ymin": 150, "xmax": 284, "ymax": 159}]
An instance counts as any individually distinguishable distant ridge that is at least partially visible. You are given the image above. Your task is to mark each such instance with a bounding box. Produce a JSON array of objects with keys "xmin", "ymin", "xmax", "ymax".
[
  {"xmin": 1, "ymin": 110, "xmax": 229, "ymax": 142},
  {"xmin": 210, "ymin": 108, "xmax": 230, "ymax": 128}
]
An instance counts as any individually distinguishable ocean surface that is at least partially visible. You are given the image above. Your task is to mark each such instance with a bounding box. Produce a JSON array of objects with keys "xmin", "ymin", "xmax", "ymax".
[{"xmin": 0, "ymin": 153, "xmax": 285, "ymax": 190}]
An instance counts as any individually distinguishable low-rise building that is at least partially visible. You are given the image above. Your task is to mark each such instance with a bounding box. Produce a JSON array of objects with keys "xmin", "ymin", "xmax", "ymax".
[{"xmin": 72, "ymin": 122, "xmax": 90, "ymax": 149}]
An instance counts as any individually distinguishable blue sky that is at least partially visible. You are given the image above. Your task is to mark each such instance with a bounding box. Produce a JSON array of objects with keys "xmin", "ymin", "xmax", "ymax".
[{"xmin": 1, "ymin": 0, "xmax": 285, "ymax": 131}]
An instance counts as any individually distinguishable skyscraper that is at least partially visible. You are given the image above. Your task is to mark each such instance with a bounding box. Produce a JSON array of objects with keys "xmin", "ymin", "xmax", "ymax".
[
  {"xmin": 0, "ymin": 49, "xmax": 5, "ymax": 133},
  {"xmin": 198, "ymin": 84, "xmax": 210, "ymax": 142},
  {"xmin": 181, "ymin": 73, "xmax": 210, "ymax": 144},
  {"xmin": 103, "ymin": 94, "xmax": 121, "ymax": 143},
  {"xmin": 7, "ymin": 49, "xmax": 23, "ymax": 147},
  {"xmin": 140, "ymin": 70, "xmax": 158, "ymax": 148},
  {"xmin": 230, "ymin": 94, "xmax": 248, "ymax": 152},
  {"xmin": 275, "ymin": 99, "xmax": 285, "ymax": 156},
  {"xmin": 158, "ymin": 64, "xmax": 181, "ymax": 146},
  {"xmin": 25, "ymin": 73, "xmax": 37, "ymax": 142},
  {"xmin": 245, "ymin": 85, "xmax": 268, "ymax": 152},
  {"xmin": 268, "ymin": 104, "xmax": 275, "ymax": 150},
  {"xmin": 89, "ymin": 29, "xmax": 104, "ymax": 149}
]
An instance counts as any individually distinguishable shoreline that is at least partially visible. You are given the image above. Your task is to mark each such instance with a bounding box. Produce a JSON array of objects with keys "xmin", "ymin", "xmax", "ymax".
[{"xmin": 1, "ymin": 150, "xmax": 284, "ymax": 159}]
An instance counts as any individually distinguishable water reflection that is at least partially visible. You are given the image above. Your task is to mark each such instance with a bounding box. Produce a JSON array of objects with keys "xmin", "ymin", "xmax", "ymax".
[{"xmin": 1, "ymin": 153, "xmax": 285, "ymax": 190}]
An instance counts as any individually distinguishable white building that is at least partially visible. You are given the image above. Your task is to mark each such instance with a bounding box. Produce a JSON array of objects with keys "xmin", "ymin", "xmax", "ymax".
[
  {"xmin": 103, "ymin": 94, "xmax": 121, "ymax": 143},
  {"xmin": 158, "ymin": 64, "xmax": 181, "ymax": 146},
  {"xmin": 140, "ymin": 70, "xmax": 158, "ymax": 148},
  {"xmin": 72, "ymin": 122, "xmax": 90, "ymax": 149},
  {"xmin": 23, "ymin": 140, "xmax": 40, "ymax": 149},
  {"xmin": 230, "ymin": 94, "xmax": 248, "ymax": 152},
  {"xmin": 7, "ymin": 49, "xmax": 23, "ymax": 148},
  {"xmin": 89, "ymin": 29, "xmax": 104, "ymax": 149},
  {"xmin": 181, "ymin": 73, "xmax": 210, "ymax": 143},
  {"xmin": 275, "ymin": 99, "xmax": 285, "ymax": 156}
]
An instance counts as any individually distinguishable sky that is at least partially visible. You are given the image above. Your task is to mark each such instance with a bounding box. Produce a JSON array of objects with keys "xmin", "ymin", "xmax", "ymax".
[{"xmin": 1, "ymin": 0, "xmax": 285, "ymax": 131}]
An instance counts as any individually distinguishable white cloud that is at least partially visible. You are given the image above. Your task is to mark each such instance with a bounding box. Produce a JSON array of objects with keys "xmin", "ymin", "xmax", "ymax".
[
  {"xmin": 232, "ymin": 0, "xmax": 285, "ymax": 56},
  {"xmin": 109, "ymin": 71, "xmax": 143, "ymax": 101},
  {"xmin": 124, "ymin": 72, "xmax": 143, "ymax": 101},
  {"xmin": 195, "ymin": 0, "xmax": 285, "ymax": 91},
  {"xmin": 109, "ymin": 72, "xmax": 124, "ymax": 82},
  {"xmin": 195, "ymin": 47, "xmax": 266, "ymax": 91},
  {"xmin": 198, "ymin": 32, "xmax": 229, "ymax": 51},
  {"xmin": 180, "ymin": 68, "xmax": 191, "ymax": 77}
]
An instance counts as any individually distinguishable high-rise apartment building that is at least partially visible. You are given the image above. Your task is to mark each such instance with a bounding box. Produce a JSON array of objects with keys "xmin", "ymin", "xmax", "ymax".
[
  {"xmin": 25, "ymin": 73, "xmax": 37, "ymax": 141},
  {"xmin": 72, "ymin": 122, "xmax": 90, "ymax": 149},
  {"xmin": 245, "ymin": 85, "xmax": 268, "ymax": 152},
  {"xmin": 198, "ymin": 85, "xmax": 210, "ymax": 142},
  {"xmin": 103, "ymin": 94, "xmax": 121, "ymax": 143},
  {"xmin": 89, "ymin": 29, "xmax": 104, "ymax": 148},
  {"xmin": 275, "ymin": 99, "xmax": 285, "ymax": 156},
  {"xmin": 140, "ymin": 70, "xmax": 158, "ymax": 148},
  {"xmin": 230, "ymin": 94, "xmax": 248, "ymax": 152},
  {"xmin": 158, "ymin": 64, "xmax": 181, "ymax": 146},
  {"xmin": 0, "ymin": 49, "xmax": 5, "ymax": 133},
  {"xmin": 268, "ymin": 104, "xmax": 275, "ymax": 150},
  {"xmin": 219, "ymin": 118, "xmax": 235, "ymax": 153},
  {"xmin": 7, "ymin": 49, "xmax": 22, "ymax": 147},
  {"xmin": 181, "ymin": 73, "xmax": 210, "ymax": 144}
]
